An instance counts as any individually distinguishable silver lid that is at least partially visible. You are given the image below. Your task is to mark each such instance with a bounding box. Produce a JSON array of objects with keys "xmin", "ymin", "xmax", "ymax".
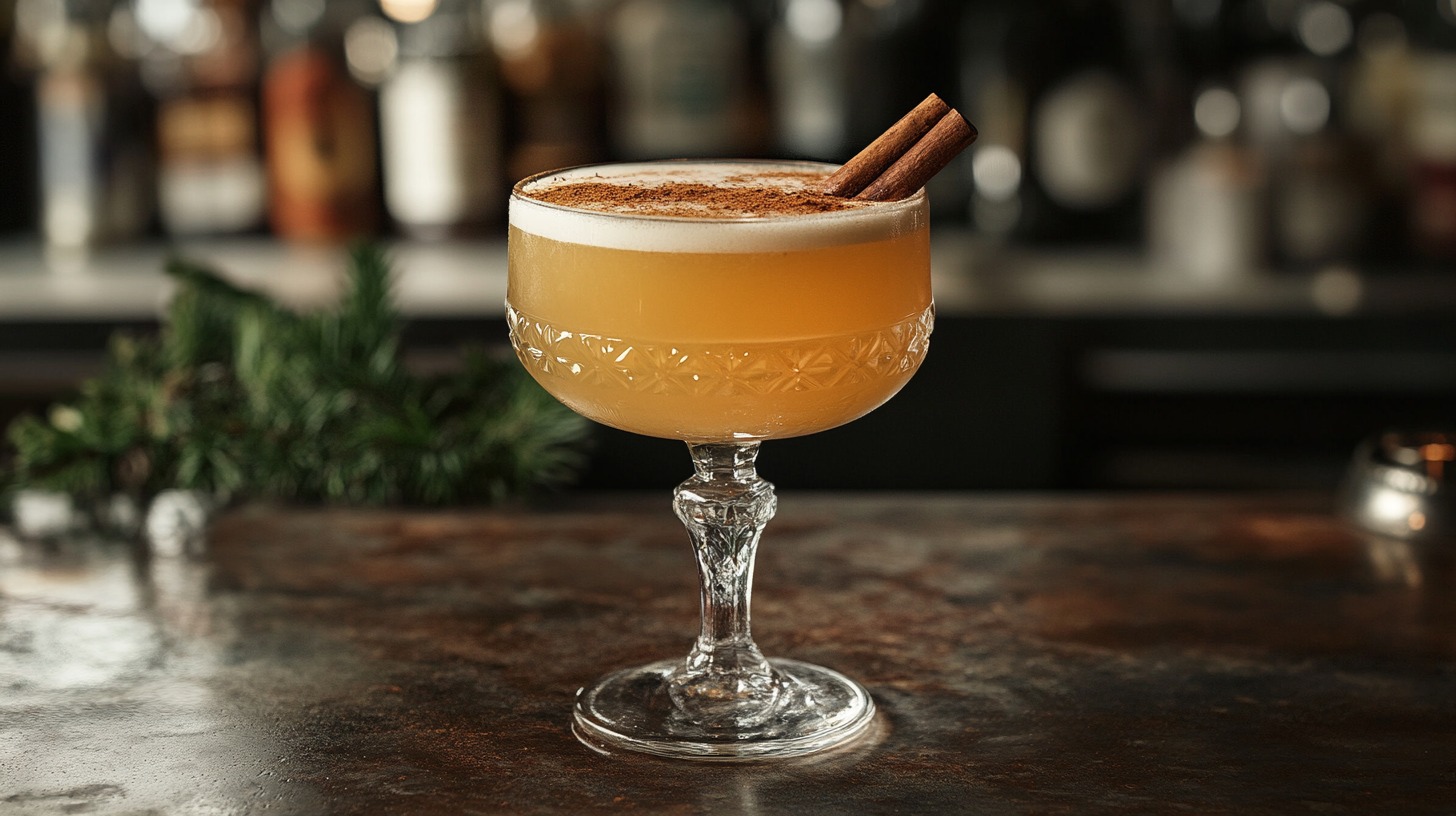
[{"xmin": 1339, "ymin": 431, "xmax": 1455, "ymax": 542}]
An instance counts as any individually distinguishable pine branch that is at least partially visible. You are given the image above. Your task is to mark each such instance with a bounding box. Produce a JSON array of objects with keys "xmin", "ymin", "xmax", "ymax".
[
  {"xmin": 337, "ymin": 243, "xmax": 399, "ymax": 375},
  {"xmin": 3, "ymin": 248, "xmax": 590, "ymax": 517}
]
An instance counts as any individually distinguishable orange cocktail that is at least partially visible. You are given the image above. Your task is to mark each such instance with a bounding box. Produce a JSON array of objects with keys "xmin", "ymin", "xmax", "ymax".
[
  {"xmin": 506, "ymin": 161, "xmax": 932, "ymax": 442},
  {"xmin": 506, "ymin": 160, "xmax": 935, "ymax": 761}
]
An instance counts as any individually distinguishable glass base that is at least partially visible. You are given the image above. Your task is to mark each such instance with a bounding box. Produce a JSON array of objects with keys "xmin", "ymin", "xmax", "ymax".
[{"xmin": 572, "ymin": 658, "xmax": 876, "ymax": 761}]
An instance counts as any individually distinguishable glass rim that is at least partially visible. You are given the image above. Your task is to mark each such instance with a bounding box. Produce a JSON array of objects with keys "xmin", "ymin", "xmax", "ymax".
[{"xmin": 509, "ymin": 159, "xmax": 929, "ymax": 225}]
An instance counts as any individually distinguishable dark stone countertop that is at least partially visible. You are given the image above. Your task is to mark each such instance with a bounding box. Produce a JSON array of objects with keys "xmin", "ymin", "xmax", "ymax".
[{"xmin": 3, "ymin": 493, "xmax": 1454, "ymax": 814}]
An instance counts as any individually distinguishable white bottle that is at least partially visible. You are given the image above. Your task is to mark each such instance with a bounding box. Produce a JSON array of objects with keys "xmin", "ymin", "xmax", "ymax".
[
  {"xmin": 767, "ymin": 0, "xmax": 850, "ymax": 159},
  {"xmin": 379, "ymin": 2, "xmax": 503, "ymax": 238},
  {"xmin": 1148, "ymin": 86, "xmax": 1267, "ymax": 284}
]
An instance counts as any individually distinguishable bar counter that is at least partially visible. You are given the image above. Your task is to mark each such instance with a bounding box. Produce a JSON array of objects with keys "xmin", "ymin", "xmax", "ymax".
[{"xmin": 3, "ymin": 493, "xmax": 1454, "ymax": 814}]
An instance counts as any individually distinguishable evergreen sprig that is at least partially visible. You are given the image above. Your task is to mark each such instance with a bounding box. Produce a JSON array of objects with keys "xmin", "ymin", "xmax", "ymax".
[{"xmin": 1, "ymin": 245, "xmax": 589, "ymax": 511}]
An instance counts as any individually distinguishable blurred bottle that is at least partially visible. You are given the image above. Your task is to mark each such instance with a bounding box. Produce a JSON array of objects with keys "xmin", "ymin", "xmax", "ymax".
[
  {"xmin": 361, "ymin": 0, "xmax": 502, "ymax": 239},
  {"xmin": 606, "ymin": 0, "xmax": 759, "ymax": 159},
  {"xmin": 766, "ymin": 0, "xmax": 849, "ymax": 160},
  {"xmin": 1404, "ymin": 2, "xmax": 1456, "ymax": 262},
  {"xmin": 959, "ymin": 0, "xmax": 1150, "ymax": 244},
  {"xmin": 260, "ymin": 0, "xmax": 379, "ymax": 242},
  {"xmin": 1145, "ymin": 0, "xmax": 1272, "ymax": 281},
  {"xmin": 133, "ymin": 0, "xmax": 267, "ymax": 236},
  {"xmin": 487, "ymin": 0, "xmax": 605, "ymax": 182},
  {"xmin": 13, "ymin": 0, "xmax": 154, "ymax": 248},
  {"xmin": 1236, "ymin": 0, "xmax": 1371, "ymax": 267},
  {"xmin": 767, "ymin": 0, "xmax": 956, "ymax": 211},
  {"xmin": 1148, "ymin": 85, "xmax": 1268, "ymax": 282},
  {"xmin": 842, "ymin": 0, "xmax": 943, "ymax": 153},
  {"xmin": 1407, "ymin": 55, "xmax": 1456, "ymax": 262},
  {"xmin": 1, "ymin": 5, "xmax": 38, "ymax": 236},
  {"xmin": 1344, "ymin": 6, "xmax": 1417, "ymax": 262}
]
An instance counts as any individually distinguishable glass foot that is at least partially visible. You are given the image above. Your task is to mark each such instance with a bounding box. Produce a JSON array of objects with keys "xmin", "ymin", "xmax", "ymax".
[{"xmin": 572, "ymin": 658, "xmax": 876, "ymax": 760}]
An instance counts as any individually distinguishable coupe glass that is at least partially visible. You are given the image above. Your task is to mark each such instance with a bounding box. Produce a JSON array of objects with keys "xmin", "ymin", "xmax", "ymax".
[{"xmin": 506, "ymin": 160, "xmax": 933, "ymax": 760}]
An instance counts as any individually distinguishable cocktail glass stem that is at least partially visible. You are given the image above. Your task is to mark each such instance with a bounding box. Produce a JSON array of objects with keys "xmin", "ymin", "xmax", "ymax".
[
  {"xmin": 668, "ymin": 441, "xmax": 785, "ymax": 727},
  {"xmin": 569, "ymin": 438, "xmax": 875, "ymax": 757}
]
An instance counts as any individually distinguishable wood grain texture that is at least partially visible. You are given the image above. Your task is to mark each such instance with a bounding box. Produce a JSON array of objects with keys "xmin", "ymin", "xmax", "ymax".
[{"xmin": 6, "ymin": 493, "xmax": 1456, "ymax": 814}]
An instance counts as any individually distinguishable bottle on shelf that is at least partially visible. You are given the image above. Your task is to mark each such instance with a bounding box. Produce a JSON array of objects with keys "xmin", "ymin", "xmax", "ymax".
[
  {"xmin": 1147, "ymin": 84, "xmax": 1268, "ymax": 282},
  {"xmin": 767, "ymin": 0, "xmax": 960, "ymax": 217},
  {"xmin": 841, "ymin": 0, "xmax": 944, "ymax": 152},
  {"xmin": 370, "ymin": 0, "xmax": 503, "ymax": 239},
  {"xmin": 260, "ymin": 0, "xmax": 380, "ymax": 243},
  {"xmin": 1407, "ymin": 55, "xmax": 1456, "ymax": 262},
  {"xmin": 605, "ymin": 0, "xmax": 760, "ymax": 159},
  {"xmin": 1403, "ymin": 1, "xmax": 1456, "ymax": 262},
  {"xmin": 1341, "ymin": 7, "xmax": 1418, "ymax": 263},
  {"xmin": 134, "ymin": 0, "xmax": 268, "ymax": 237},
  {"xmin": 1145, "ymin": 0, "xmax": 1282, "ymax": 282},
  {"xmin": 766, "ymin": 0, "xmax": 851, "ymax": 161},
  {"xmin": 958, "ymin": 0, "xmax": 1151, "ymax": 244},
  {"xmin": 1235, "ymin": 0, "xmax": 1372, "ymax": 268},
  {"xmin": 486, "ymin": 0, "xmax": 607, "ymax": 184},
  {"xmin": 14, "ymin": 0, "xmax": 155, "ymax": 249},
  {"xmin": 0, "ymin": 4, "xmax": 38, "ymax": 236}
]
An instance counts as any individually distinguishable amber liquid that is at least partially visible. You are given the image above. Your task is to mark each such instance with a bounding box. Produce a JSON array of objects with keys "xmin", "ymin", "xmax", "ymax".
[{"xmin": 506, "ymin": 223, "xmax": 932, "ymax": 441}]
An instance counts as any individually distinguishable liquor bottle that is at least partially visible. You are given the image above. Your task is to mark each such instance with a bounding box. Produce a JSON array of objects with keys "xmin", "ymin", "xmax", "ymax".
[
  {"xmin": 767, "ymin": 0, "xmax": 953, "ymax": 171},
  {"xmin": 1144, "ymin": 0, "xmax": 1273, "ymax": 280},
  {"xmin": 766, "ymin": 0, "xmax": 851, "ymax": 160},
  {"xmin": 1404, "ymin": 1, "xmax": 1456, "ymax": 262},
  {"xmin": 0, "ymin": 4, "xmax": 37, "ymax": 236},
  {"xmin": 605, "ymin": 0, "xmax": 757, "ymax": 159},
  {"xmin": 486, "ymin": 0, "xmax": 605, "ymax": 183},
  {"xmin": 1236, "ymin": 0, "xmax": 1370, "ymax": 267},
  {"xmin": 842, "ymin": 0, "xmax": 943, "ymax": 155},
  {"xmin": 260, "ymin": 0, "xmax": 379, "ymax": 242},
  {"xmin": 16, "ymin": 0, "xmax": 154, "ymax": 248},
  {"xmin": 1342, "ymin": 7, "xmax": 1417, "ymax": 258},
  {"xmin": 1147, "ymin": 85, "xmax": 1268, "ymax": 282},
  {"xmin": 377, "ymin": 0, "xmax": 502, "ymax": 238},
  {"xmin": 958, "ymin": 0, "xmax": 1150, "ymax": 244},
  {"xmin": 137, "ymin": 0, "xmax": 267, "ymax": 236}
]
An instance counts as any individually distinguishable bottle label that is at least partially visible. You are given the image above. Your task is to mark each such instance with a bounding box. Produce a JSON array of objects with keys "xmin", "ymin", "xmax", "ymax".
[{"xmin": 158, "ymin": 94, "xmax": 265, "ymax": 234}]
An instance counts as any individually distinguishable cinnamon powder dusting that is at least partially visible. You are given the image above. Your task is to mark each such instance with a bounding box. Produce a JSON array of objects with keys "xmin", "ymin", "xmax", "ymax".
[{"xmin": 524, "ymin": 170, "xmax": 871, "ymax": 218}]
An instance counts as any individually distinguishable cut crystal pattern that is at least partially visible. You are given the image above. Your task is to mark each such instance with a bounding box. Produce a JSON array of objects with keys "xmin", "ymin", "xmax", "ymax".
[{"xmin": 507, "ymin": 304, "xmax": 935, "ymax": 397}]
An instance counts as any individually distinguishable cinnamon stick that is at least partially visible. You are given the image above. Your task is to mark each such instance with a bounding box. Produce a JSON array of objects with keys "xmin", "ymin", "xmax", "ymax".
[
  {"xmin": 817, "ymin": 93, "xmax": 950, "ymax": 198},
  {"xmin": 856, "ymin": 108, "xmax": 977, "ymax": 202}
]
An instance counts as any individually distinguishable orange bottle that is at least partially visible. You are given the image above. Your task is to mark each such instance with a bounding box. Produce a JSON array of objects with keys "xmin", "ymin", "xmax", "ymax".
[{"xmin": 263, "ymin": 43, "xmax": 379, "ymax": 241}]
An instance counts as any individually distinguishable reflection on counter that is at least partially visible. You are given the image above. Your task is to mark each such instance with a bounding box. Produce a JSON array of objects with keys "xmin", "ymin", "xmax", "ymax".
[
  {"xmin": 0, "ymin": 527, "xmax": 323, "ymax": 811},
  {"xmin": 6, "ymin": 495, "xmax": 1456, "ymax": 811}
]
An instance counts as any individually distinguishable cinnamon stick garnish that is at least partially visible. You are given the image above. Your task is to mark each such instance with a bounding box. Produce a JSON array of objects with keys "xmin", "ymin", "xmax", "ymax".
[
  {"xmin": 856, "ymin": 108, "xmax": 977, "ymax": 201},
  {"xmin": 819, "ymin": 93, "xmax": 977, "ymax": 202},
  {"xmin": 818, "ymin": 93, "xmax": 950, "ymax": 198}
]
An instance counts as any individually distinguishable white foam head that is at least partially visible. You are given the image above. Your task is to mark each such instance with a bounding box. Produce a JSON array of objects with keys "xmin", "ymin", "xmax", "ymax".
[{"xmin": 509, "ymin": 161, "xmax": 928, "ymax": 253}]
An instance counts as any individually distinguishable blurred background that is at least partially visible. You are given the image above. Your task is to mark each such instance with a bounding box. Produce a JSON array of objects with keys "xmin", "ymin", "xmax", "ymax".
[{"xmin": 1, "ymin": 0, "xmax": 1454, "ymax": 492}]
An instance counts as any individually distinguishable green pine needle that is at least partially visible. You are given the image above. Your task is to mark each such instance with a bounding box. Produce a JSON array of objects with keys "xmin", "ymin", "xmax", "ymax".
[{"xmin": 2, "ymin": 245, "xmax": 589, "ymax": 514}]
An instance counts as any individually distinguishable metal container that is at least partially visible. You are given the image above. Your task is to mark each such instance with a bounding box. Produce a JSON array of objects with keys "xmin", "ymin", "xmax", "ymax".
[{"xmin": 1339, "ymin": 430, "xmax": 1456, "ymax": 542}]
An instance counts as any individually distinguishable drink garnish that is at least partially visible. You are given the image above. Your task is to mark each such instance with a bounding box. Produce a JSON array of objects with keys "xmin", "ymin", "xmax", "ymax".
[{"xmin": 818, "ymin": 93, "xmax": 977, "ymax": 201}]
